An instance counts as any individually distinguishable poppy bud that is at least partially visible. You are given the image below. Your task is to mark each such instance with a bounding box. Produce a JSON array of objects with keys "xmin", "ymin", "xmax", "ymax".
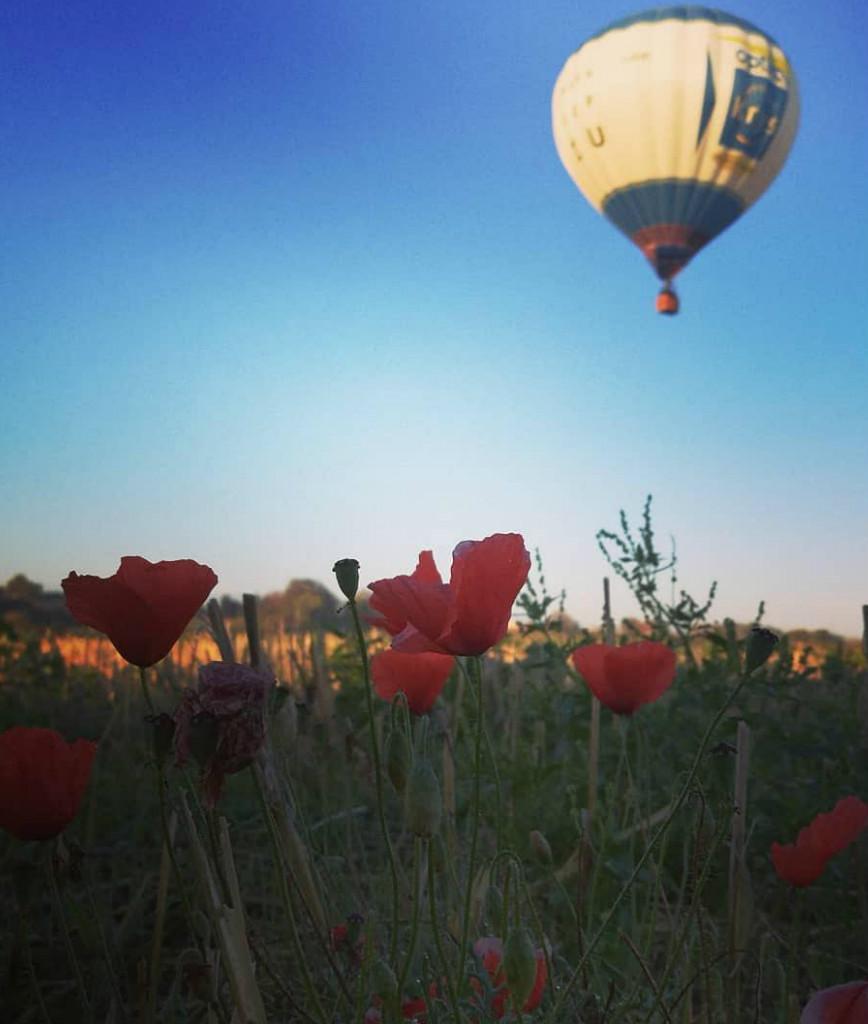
[
  {"xmin": 148, "ymin": 712, "xmax": 176, "ymax": 764},
  {"xmin": 187, "ymin": 711, "xmax": 220, "ymax": 766},
  {"xmin": 744, "ymin": 627, "xmax": 779, "ymax": 675},
  {"xmin": 385, "ymin": 727, "xmax": 411, "ymax": 793},
  {"xmin": 503, "ymin": 927, "xmax": 538, "ymax": 1009},
  {"xmin": 529, "ymin": 829, "xmax": 553, "ymax": 865},
  {"xmin": 405, "ymin": 759, "xmax": 442, "ymax": 838},
  {"xmin": 332, "ymin": 559, "xmax": 360, "ymax": 602},
  {"xmin": 485, "ymin": 885, "xmax": 504, "ymax": 928},
  {"xmin": 369, "ymin": 959, "xmax": 398, "ymax": 1002}
]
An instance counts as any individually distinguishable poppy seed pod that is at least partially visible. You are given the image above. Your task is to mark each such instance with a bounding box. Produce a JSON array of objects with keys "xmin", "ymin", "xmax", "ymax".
[
  {"xmin": 744, "ymin": 626, "xmax": 779, "ymax": 675},
  {"xmin": 503, "ymin": 928, "xmax": 539, "ymax": 1009},
  {"xmin": 332, "ymin": 559, "xmax": 360, "ymax": 602},
  {"xmin": 405, "ymin": 759, "xmax": 442, "ymax": 838},
  {"xmin": 173, "ymin": 662, "xmax": 270, "ymax": 808},
  {"xmin": 385, "ymin": 726, "xmax": 411, "ymax": 793}
]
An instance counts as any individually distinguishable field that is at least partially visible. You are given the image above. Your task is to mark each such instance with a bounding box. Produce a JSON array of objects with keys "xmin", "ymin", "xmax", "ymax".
[{"xmin": 1, "ymin": 513, "xmax": 866, "ymax": 1024}]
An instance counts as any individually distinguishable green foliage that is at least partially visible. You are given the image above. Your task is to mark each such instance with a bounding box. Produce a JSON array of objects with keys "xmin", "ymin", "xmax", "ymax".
[{"xmin": 596, "ymin": 495, "xmax": 718, "ymax": 664}]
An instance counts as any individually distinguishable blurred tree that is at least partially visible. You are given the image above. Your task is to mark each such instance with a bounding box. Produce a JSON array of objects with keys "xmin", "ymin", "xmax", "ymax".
[{"xmin": 3, "ymin": 573, "xmax": 43, "ymax": 602}]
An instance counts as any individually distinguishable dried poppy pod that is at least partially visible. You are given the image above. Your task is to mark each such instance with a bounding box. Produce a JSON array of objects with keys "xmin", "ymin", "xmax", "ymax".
[{"xmin": 174, "ymin": 662, "xmax": 270, "ymax": 807}]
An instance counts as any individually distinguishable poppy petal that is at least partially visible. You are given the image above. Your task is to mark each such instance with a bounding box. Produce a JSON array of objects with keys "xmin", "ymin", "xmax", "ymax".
[
  {"xmin": 371, "ymin": 649, "xmax": 455, "ymax": 714},
  {"xmin": 772, "ymin": 797, "xmax": 868, "ymax": 888},
  {"xmin": 800, "ymin": 980, "xmax": 868, "ymax": 1023},
  {"xmin": 440, "ymin": 534, "xmax": 531, "ymax": 655},
  {"xmin": 571, "ymin": 642, "xmax": 676, "ymax": 715},
  {"xmin": 63, "ymin": 557, "xmax": 217, "ymax": 668},
  {"xmin": 0, "ymin": 727, "xmax": 97, "ymax": 841}
]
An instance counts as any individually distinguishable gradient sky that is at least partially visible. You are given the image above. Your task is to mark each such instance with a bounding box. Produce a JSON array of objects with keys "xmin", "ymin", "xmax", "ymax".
[{"xmin": 2, "ymin": 1, "xmax": 866, "ymax": 634}]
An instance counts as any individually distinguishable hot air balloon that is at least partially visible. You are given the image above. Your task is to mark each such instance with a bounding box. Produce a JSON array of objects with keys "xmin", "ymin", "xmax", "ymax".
[{"xmin": 552, "ymin": 6, "xmax": 799, "ymax": 314}]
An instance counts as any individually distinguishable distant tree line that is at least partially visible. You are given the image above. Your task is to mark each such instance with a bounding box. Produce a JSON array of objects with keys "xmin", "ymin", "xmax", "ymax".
[{"xmin": 0, "ymin": 574, "xmax": 367, "ymax": 640}]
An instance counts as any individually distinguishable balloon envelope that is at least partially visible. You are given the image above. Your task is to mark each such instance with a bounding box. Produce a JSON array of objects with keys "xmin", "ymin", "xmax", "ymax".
[{"xmin": 552, "ymin": 6, "xmax": 799, "ymax": 283}]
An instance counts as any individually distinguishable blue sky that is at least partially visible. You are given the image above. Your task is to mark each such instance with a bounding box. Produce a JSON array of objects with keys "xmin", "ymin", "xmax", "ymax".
[{"xmin": 2, "ymin": 1, "xmax": 866, "ymax": 634}]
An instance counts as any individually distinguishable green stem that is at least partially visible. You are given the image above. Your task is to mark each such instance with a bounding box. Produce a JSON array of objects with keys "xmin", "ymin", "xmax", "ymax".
[
  {"xmin": 522, "ymin": 878, "xmax": 554, "ymax": 1007},
  {"xmin": 21, "ymin": 909, "xmax": 54, "ymax": 1024},
  {"xmin": 82, "ymin": 867, "xmax": 129, "ymax": 1021},
  {"xmin": 47, "ymin": 844, "xmax": 94, "ymax": 1024},
  {"xmin": 789, "ymin": 889, "xmax": 803, "ymax": 1006},
  {"xmin": 457, "ymin": 654, "xmax": 485, "ymax": 996},
  {"xmin": 397, "ymin": 838, "xmax": 424, "ymax": 1000},
  {"xmin": 155, "ymin": 767, "xmax": 194, "ymax": 933},
  {"xmin": 207, "ymin": 806, "xmax": 232, "ymax": 906},
  {"xmin": 545, "ymin": 673, "xmax": 750, "ymax": 1022},
  {"xmin": 616, "ymin": 716, "xmax": 637, "ymax": 829},
  {"xmin": 348, "ymin": 598, "xmax": 401, "ymax": 967},
  {"xmin": 138, "ymin": 665, "xmax": 156, "ymax": 716},
  {"xmin": 154, "ymin": 768, "xmax": 231, "ymax": 1024},
  {"xmin": 458, "ymin": 658, "xmax": 503, "ymax": 850},
  {"xmin": 642, "ymin": 809, "xmax": 730, "ymax": 1024},
  {"xmin": 250, "ymin": 765, "xmax": 329, "ymax": 1024},
  {"xmin": 428, "ymin": 859, "xmax": 462, "ymax": 1024},
  {"xmin": 154, "ymin": 770, "xmax": 230, "ymax": 1024}
]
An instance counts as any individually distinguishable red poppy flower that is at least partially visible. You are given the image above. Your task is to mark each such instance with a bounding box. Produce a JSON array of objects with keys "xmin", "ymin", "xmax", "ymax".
[
  {"xmin": 371, "ymin": 649, "xmax": 455, "ymax": 714},
  {"xmin": 771, "ymin": 796, "xmax": 868, "ymax": 888},
  {"xmin": 329, "ymin": 915, "xmax": 364, "ymax": 965},
  {"xmin": 800, "ymin": 981, "xmax": 868, "ymax": 1023},
  {"xmin": 473, "ymin": 936, "xmax": 547, "ymax": 1019},
  {"xmin": 367, "ymin": 534, "xmax": 530, "ymax": 657},
  {"xmin": 0, "ymin": 727, "xmax": 97, "ymax": 841},
  {"xmin": 174, "ymin": 662, "xmax": 269, "ymax": 807},
  {"xmin": 570, "ymin": 641, "xmax": 676, "ymax": 715},
  {"xmin": 364, "ymin": 988, "xmax": 434, "ymax": 1022},
  {"xmin": 62, "ymin": 556, "xmax": 217, "ymax": 668}
]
